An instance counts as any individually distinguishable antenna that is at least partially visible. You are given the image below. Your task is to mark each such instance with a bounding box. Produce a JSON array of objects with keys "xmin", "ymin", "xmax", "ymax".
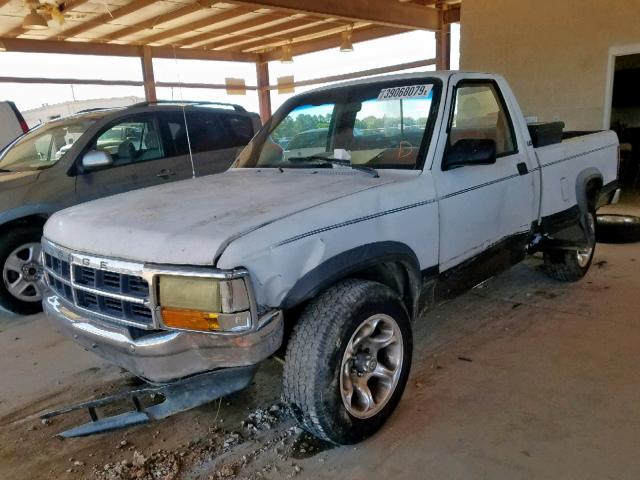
[{"xmin": 173, "ymin": 46, "xmax": 196, "ymax": 179}]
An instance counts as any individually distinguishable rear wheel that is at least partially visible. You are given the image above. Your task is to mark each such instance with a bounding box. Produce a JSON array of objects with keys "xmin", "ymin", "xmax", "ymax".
[
  {"xmin": 283, "ymin": 279, "xmax": 412, "ymax": 445},
  {"xmin": 543, "ymin": 210, "xmax": 596, "ymax": 282},
  {"xmin": 0, "ymin": 227, "xmax": 44, "ymax": 315}
]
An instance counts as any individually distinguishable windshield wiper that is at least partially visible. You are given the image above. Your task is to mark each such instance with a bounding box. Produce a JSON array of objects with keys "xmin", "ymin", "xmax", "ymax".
[{"xmin": 287, "ymin": 156, "xmax": 379, "ymax": 178}]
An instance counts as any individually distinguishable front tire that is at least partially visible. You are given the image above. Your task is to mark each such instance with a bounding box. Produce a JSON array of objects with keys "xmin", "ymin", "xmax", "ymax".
[
  {"xmin": 283, "ymin": 279, "xmax": 412, "ymax": 445},
  {"xmin": 543, "ymin": 210, "xmax": 596, "ymax": 282},
  {"xmin": 0, "ymin": 227, "xmax": 45, "ymax": 315}
]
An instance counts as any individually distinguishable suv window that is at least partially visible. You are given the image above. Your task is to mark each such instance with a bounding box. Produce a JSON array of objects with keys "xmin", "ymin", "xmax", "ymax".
[
  {"xmin": 222, "ymin": 114, "xmax": 254, "ymax": 146},
  {"xmin": 449, "ymin": 82, "xmax": 517, "ymax": 156},
  {"xmin": 164, "ymin": 111, "xmax": 253, "ymax": 156},
  {"xmin": 93, "ymin": 117, "xmax": 164, "ymax": 166}
]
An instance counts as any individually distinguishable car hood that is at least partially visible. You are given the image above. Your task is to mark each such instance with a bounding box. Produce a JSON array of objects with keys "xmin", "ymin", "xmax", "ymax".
[
  {"xmin": 44, "ymin": 169, "xmax": 397, "ymax": 265},
  {"xmin": 0, "ymin": 170, "xmax": 39, "ymax": 191}
]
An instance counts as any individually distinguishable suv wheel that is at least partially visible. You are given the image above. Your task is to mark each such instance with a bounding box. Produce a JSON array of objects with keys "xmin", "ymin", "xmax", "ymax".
[
  {"xmin": 283, "ymin": 279, "xmax": 412, "ymax": 445},
  {"xmin": 0, "ymin": 227, "xmax": 44, "ymax": 315}
]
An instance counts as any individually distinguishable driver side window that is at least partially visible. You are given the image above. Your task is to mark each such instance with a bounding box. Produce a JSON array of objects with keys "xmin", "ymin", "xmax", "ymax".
[
  {"xmin": 93, "ymin": 117, "xmax": 164, "ymax": 167},
  {"xmin": 449, "ymin": 83, "xmax": 517, "ymax": 157}
]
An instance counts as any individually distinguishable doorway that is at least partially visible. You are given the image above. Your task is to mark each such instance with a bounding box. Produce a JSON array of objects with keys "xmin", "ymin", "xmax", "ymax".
[{"xmin": 606, "ymin": 49, "xmax": 640, "ymax": 191}]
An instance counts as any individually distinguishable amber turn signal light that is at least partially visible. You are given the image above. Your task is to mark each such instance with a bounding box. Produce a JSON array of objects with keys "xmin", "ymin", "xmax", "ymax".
[{"xmin": 161, "ymin": 307, "xmax": 220, "ymax": 331}]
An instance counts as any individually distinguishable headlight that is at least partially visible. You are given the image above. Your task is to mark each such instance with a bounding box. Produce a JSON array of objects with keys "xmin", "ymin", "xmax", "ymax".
[{"xmin": 158, "ymin": 274, "xmax": 251, "ymax": 333}]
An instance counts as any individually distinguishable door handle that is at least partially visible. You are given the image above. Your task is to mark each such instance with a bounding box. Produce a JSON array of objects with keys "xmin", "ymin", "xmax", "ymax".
[
  {"xmin": 157, "ymin": 169, "xmax": 177, "ymax": 179},
  {"xmin": 517, "ymin": 162, "xmax": 529, "ymax": 175}
]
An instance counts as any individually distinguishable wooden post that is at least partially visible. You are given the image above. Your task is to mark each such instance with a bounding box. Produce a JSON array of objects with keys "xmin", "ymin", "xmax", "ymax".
[
  {"xmin": 256, "ymin": 61, "xmax": 271, "ymax": 122},
  {"xmin": 141, "ymin": 45, "xmax": 157, "ymax": 102},
  {"xmin": 435, "ymin": 23, "xmax": 450, "ymax": 70},
  {"xmin": 435, "ymin": 4, "xmax": 451, "ymax": 71}
]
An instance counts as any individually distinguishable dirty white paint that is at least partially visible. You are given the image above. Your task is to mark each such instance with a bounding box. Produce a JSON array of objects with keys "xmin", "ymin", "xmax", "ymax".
[{"xmin": 44, "ymin": 72, "xmax": 619, "ymax": 309}]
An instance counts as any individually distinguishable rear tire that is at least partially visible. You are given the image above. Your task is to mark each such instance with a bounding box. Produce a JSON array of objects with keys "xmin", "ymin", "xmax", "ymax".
[
  {"xmin": 0, "ymin": 226, "xmax": 44, "ymax": 315},
  {"xmin": 543, "ymin": 210, "xmax": 596, "ymax": 282},
  {"xmin": 283, "ymin": 279, "xmax": 412, "ymax": 445}
]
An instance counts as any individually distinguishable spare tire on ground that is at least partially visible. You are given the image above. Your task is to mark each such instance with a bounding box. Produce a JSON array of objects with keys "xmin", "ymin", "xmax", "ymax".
[{"xmin": 596, "ymin": 214, "xmax": 640, "ymax": 243}]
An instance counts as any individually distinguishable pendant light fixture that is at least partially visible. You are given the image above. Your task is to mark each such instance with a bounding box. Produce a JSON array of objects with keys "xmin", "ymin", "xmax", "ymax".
[
  {"xmin": 280, "ymin": 42, "xmax": 293, "ymax": 63},
  {"xmin": 340, "ymin": 26, "xmax": 354, "ymax": 52},
  {"xmin": 23, "ymin": 8, "xmax": 48, "ymax": 30}
]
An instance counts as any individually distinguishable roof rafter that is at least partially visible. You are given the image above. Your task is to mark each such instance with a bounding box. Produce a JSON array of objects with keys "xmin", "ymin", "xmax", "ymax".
[
  {"xmin": 229, "ymin": 0, "xmax": 440, "ymax": 30},
  {"xmin": 93, "ymin": 0, "xmax": 220, "ymax": 43},
  {"xmin": 140, "ymin": 5, "xmax": 255, "ymax": 46},
  {"xmin": 4, "ymin": 0, "xmax": 90, "ymax": 38},
  {"xmin": 177, "ymin": 12, "xmax": 288, "ymax": 48},
  {"xmin": 205, "ymin": 18, "xmax": 331, "ymax": 51},
  {"xmin": 47, "ymin": 0, "xmax": 157, "ymax": 40},
  {"xmin": 260, "ymin": 25, "xmax": 406, "ymax": 61},
  {"xmin": 232, "ymin": 21, "xmax": 361, "ymax": 53}
]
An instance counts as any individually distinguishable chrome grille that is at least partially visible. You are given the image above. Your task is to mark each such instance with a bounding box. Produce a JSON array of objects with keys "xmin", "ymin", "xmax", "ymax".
[{"xmin": 43, "ymin": 244, "xmax": 153, "ymax": 328}]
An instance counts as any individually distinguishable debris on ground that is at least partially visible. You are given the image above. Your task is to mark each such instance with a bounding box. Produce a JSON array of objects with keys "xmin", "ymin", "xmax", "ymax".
[
  {"xmin": 95, "ymin": 450, "xmax": 181, "ymax": 480},
  {"xmin": 241, "ymin": 404, "xmax": 285, "ymax": 436}
]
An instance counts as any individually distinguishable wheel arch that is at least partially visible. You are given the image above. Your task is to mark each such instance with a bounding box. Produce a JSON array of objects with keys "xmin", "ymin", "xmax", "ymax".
[
  {"xmin": 280, "ymin": 241, "xmax": 422, "ymax": 320},
  {"xmin": 0, "ymin": 213, "xmax": 49, "ymax": 236},
  {"xmin": 575, "ymin": 168, "xmax": 603, "ymax": 213}
]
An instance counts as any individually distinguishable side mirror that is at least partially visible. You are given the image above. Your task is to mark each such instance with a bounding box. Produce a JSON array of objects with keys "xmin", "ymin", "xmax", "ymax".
[
  {"xmin": 82, "ymin": 150, "xmax": 113, "ymax": 170},
  {"xmin": 443, "ymin": 139, "xmax": 497, "ymax": 170}
]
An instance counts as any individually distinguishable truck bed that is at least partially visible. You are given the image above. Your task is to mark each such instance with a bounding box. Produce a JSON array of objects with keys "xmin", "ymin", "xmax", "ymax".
[{"xmin": 535, "ymin": 130, "xmax": 619, "ymax": 220}]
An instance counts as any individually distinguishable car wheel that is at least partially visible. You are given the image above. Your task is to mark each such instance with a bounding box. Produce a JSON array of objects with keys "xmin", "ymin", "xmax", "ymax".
[
  {"xmin": 0, "ymin": 227, "xmax": 45, "ymax": 315},
  {"xmin": 283, "ymin": 279, "xmax": 412, "ymax": 445},
  {"xmin": 543, "ymin": 210, "xmax": 596, "ymax": 282},
  {"xmin": 596, "ymin": 214, "xmax": 640, "ymax": 244}
]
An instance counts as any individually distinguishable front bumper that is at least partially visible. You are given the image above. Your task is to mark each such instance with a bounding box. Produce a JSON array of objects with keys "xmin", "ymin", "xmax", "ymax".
[{"xmin": 44, "ymin": 294, "xmax": 284, "ymax": 383}]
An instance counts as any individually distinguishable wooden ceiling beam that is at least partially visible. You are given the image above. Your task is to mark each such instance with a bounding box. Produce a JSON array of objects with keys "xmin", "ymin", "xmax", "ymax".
[
  {"xmin": 138, "ymin": 5, "xmax": 255, "ymax": 45},
  {"xmin": 233, "ymin": 21, "xmax": 360, "ymax": 53},
  {"xmin": 228, "ymin": 0, "xmax": 440, "ymax": 30},
  {"xmin": 206, "ymin": 18, "xmax": 330, "ymax": 51},
  {"xmin": 443, "ymin": 5, "xmax": 461, "ymax": 24},
  {"xmin": 0, "ymin": 37, "xmax": 259, "ymax": 61},
  {"xmin": 4, "ymin": 0, "xmax": 90, "ymax": 38},
  {"xmin": 47, "ymin": 0, "xmax": 157, "ymax": 40},
  {"xmin": 177, "ymin": 12, "xmax": 287, "ymax": 48},
  {"xmin": 259, "ymin": 25, "xmax": 406, "ymax": 61},
  {"xmin": 93, "ymin": 0, "xmax": 220, "ymax": 43}
]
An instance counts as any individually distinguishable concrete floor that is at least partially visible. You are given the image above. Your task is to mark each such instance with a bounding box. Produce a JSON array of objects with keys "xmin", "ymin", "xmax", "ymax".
[{"xmin": 1, "ymin": 196, "xmax": 639, "ymax": 479}]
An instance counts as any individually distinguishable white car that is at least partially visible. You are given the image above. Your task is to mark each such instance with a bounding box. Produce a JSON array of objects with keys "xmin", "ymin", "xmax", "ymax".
[
  {"xmin": 0, "ymin": 101, "xmax": 27, "ymax": 152},
  {"xmin": 42, "ymin": 72, "xmax": 620, "ymax": 444}
]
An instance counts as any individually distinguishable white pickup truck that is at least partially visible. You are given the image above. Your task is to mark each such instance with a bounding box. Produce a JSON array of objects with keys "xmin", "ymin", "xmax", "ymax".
[{"xmin": 41, "ymin": 72, "xmax": 620, "ymax": 444}]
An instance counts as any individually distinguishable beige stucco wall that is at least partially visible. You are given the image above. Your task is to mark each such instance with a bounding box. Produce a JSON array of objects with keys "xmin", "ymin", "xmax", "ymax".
[{"xmin": 459, "ymin": 0, "xmax": 640, "ymax": 131}]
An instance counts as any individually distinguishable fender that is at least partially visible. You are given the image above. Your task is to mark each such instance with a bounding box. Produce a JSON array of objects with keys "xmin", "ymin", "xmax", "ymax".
[
  {"xmin": 539, "ymin": 168, "xmax": 602, "ymax": 250},
  {"xmin": 574, "ymin": 167, "xmax": 602, "ymax": 246},
  {"xmin": 280, "ymin": 241, "xmax": 422, "ymax": 315},
  {"xmin": 0, "ymin": 204, "xmax": 55, "ymax": 229},
  {"xmin": 575, "ymin": 167, "xmax": 603, "ymax": 214}
]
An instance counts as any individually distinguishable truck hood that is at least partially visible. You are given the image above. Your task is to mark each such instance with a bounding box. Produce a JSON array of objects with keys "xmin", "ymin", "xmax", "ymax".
[
  {"xmin": 0, "ymin": 170, "xmax": 39, "ymax": 191},
  {"xmin": 44, "ymin": 169, "xmax": 396, "ymax": 265}
]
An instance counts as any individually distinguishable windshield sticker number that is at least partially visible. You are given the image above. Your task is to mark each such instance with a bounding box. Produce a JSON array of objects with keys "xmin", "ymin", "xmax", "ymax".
[{"xmin": 378, "ymin": 85, "xmax": 433, "ymax": 101}]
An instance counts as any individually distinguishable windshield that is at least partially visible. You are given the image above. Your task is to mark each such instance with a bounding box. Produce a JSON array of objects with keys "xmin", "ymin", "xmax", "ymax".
[
  {"xmin": 0, "ymin": 119, "xmax": 95, "ymax": 172},
  {"xmin": 236, "ymin": 79, "xmax": 439, "ymax": 171}
]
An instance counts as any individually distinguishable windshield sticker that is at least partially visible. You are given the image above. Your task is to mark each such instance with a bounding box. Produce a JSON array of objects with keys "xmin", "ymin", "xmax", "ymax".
[{"xmin": 378, "ymin": 85, "xmax": 433, "ymax": 101}]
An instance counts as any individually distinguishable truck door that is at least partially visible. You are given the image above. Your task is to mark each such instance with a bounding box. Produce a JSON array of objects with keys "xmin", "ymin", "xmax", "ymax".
[{"xmin": 432, "ymin": 76, "xmax": 536, "ymax": 276}]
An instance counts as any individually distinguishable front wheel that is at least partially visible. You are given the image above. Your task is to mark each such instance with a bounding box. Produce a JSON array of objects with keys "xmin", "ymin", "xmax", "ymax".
[
  {"xmin": 283, "ymin": 279, "xmax": 412, "ymax": 445},
  {"xmin": 0, "ymin": 227, "xmax": 45, "ymax": 315},
  {"xmin": 543, "ymin": 210, "xmax": 596, "ymax": 282}
]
